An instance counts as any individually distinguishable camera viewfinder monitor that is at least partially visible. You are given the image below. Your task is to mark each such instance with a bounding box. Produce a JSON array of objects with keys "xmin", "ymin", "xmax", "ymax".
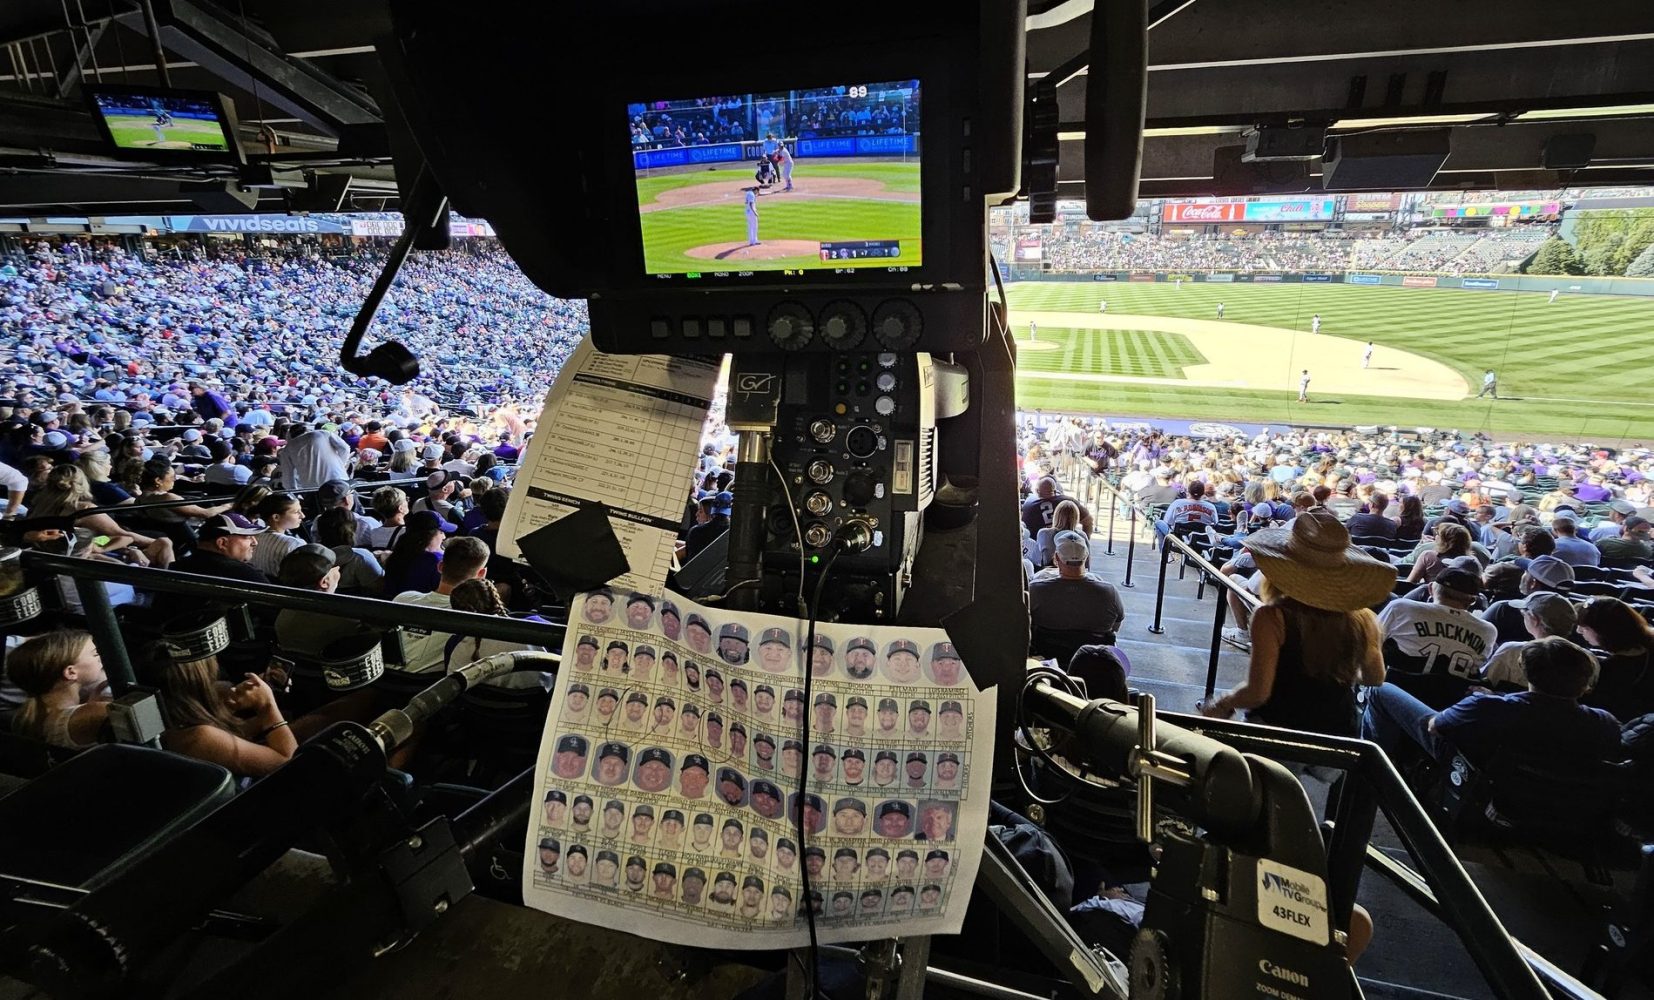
[
  {"xmin": 628, "ymin": 81, "xmax": 920, "ymax": 283},
  {"xmin": 87, "ymin": 86, "xmax": 244, "ymax": 163}
]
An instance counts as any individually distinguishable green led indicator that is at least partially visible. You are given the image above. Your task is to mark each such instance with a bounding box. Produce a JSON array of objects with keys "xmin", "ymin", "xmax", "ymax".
[
  {"xmin": 687, "ymin": 272, "xmax": 702, "ymax": 279},
  {"xmin": 810, "ymin": 555, "xmax": 821, "ymax": 564}
]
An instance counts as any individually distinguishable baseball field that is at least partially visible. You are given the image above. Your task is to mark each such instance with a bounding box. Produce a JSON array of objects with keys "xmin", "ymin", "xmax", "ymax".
[
  {"xmin": 103, "ymin": 113, "xmax": 229, "ymax": 151},
  {"xmin": 1006, "ymin": 280, "xmax": 1654, "ymax": 441},
  {"xmin": 636, "ymin": 159, "xmax": 920, "ymax": 274}
]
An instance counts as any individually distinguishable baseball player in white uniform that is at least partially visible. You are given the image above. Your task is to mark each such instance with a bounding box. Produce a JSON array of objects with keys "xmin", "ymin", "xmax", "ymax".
[
  {"xmin": 1298, "ymin": 370, "xmax": 1311, "ymax": 402},
  {"xmin": 1548, "ymin": 289, "xmax": 1560, "ymax": 304},
  {"xmin": 1216, "ymin": 302, "xmax": 1225, "ymax": 319},
  {"xmin": 1098, "ymin": 300, "xmax": 1108, "ymax": 313},
  {"xmin": 744, "ymin": 187, "xmax": 759, "ymax": 246},
  {"xmin": 779, "ymin": 142, "xmax": 794, "ymax": 191},
  {"xmin": 1310, "ymin": 313, "xmax": 1321, "ymax": 335},
  {"xmin": 1362, "ymin": 342, "xmax": 1374, "ymax": 369},
  {"xmin": 1029, "ymin": 320, "xmax": 1037, "ymax": 342}
]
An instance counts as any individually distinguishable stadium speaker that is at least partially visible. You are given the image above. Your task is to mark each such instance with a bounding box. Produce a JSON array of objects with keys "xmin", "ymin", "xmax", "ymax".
[
  {"xmin": 1542, "ymin": 133, "xmax": 1596, "ymax": 171},
  {"xmin": 180, "ymin": 180, "xmax": 259, "ymax": 213},
  {"xmin": 1085, "ymin": 0, "xmax": 1147, "ymax": 221},
  {"xmin": 1209, "ymin": 146, "xmax": 1312, "ymax": 196},
  {"xmin": 1321, "ymin": 128, "xmax": 1451, "ymax": 191}
]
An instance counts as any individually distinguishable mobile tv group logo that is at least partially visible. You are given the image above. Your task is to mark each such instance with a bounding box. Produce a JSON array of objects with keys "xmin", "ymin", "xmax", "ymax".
[{"xmin": 1260, "ymin": 870, "xmax": 1328, "ymax": 915}]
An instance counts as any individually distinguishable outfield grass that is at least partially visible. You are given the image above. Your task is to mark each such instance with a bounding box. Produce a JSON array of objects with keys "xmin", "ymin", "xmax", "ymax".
[
  {"xmin": 1019, "ymin": 327, "xmax": 1206, "ymax": 379},
  {"xmin": 637, "ymin": 161, "xmax": 920, "ymax": 273},
  {"xmin": 105, "ymin": 114, "xmax": 228, "ymax": 151},
  {"xmin": 1007, "ymin": 281, "xmax": 1654, "ymax": 441}
]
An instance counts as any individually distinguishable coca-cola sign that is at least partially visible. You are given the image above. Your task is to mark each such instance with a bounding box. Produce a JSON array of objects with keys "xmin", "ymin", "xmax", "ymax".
[{"xmin": 1163, "ymin": 201, "xmax": 1246, "ymax": 223}]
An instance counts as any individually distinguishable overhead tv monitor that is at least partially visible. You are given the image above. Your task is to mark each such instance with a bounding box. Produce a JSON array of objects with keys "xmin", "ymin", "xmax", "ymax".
[
  {"xmin": 628, "ymin": 80, "xmax": 921, "ymax": 281},
  {"xmin": 87, "ymin": 85, "xmax": 244, "ymax": 163}
]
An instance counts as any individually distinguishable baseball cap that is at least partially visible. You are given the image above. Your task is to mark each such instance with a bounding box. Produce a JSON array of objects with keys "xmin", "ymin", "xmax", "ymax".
[
  {"xmin": 1517, "ymin": 592, "xmax": 1578, "ymax": 636},
  {"xmin": 43, "ymin": 431, "xmax": 69, "ymax": 448},
  {"xmin": 406, "ymin": 508, "xmax": 458, "ymax": 534},
  {"xmin": 198, "ymin": 512, "xmax": 266, "ymax": 541},
  {"xmin": 277, "ymin": 543, "xmax": 338, "ymax": 588},
  {"xmin": 713, "ymin": 490, "xmax": 734, "ymax": 516},
  {"xmin": 1433, "ymin": 565, "xmax": 1482, "ymax": 599},
  {"xmin": 181, "ymin": 428, "xmax": 202, "ymax": 443},
  {"xmin": 316, "ymin": 479, "xmax": 352, "ymax": 506},
  {"xmin": 1525, "ymin": 554, "xmax": 1575, "ymax": 590},
  {"xmin": 1053, "ymin": 530, "xmax": 1089, "ymax": 565},
  {"xmin": 1610, "ymin": 499, "xmax": 1638, "ymax": 516},
  {"xmin": 426, "ymin": 469, "xmax": 463, "ymax": 490},
  {"xmin": 1445, "ymin": 499, "xmax": 1471, "ymax": 515}
]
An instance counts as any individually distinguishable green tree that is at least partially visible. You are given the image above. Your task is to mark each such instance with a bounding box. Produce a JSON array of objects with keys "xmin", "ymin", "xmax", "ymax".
[
  {"xmin": 1627, "ymin": 241, "xmax": 1654, "ymax": 278},
  {"xmin": 1613, "ymin": 220, "xmax": 1654, "ymax": 274},
  {"xmin": 1527, "ymin": 237, "xmax": 1584, "ymax": 275},
  {"xmin": 1582, "ymin": 233, "xmax": 1625, "ymax": 275}
]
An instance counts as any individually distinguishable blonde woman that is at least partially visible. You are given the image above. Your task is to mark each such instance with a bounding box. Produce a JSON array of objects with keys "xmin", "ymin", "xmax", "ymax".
[
  {"xmin": 30, "ymin": 466, "xmax": 173, "ymax": 567},
  {"xmin": 8, "ymin": 630, "xmax": 111, "ymax": 749}
]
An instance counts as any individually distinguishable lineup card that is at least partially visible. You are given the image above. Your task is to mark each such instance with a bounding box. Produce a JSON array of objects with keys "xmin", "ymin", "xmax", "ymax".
[
  {"xmin": 521, "ymin": 589, "xmax": 997, "ymax": 949},
  {"xmin": 498, "ymin": 338, "xmax": 717, "ymax": 594}
]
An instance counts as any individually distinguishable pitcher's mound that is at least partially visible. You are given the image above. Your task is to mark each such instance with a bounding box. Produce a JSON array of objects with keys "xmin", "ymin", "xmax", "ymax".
[{"xmin": 686, "ymin": 240, "xmax": 819, "ymax": 261}]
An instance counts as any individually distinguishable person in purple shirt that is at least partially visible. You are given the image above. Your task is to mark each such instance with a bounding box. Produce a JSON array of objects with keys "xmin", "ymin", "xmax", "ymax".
[
  {"xmin": 1573, "ymin": 475, "xmax": 1612, "ymax": 503},
  {"xmin": 1361, "ymin": 636, "xmax": 1621, "ymax": 771},
  {"xmin": 189, "ymin": 382, "xmax": 236, "ymax": 428},
  {"xmin": 492, "ymin": 434, "xmax": 520, "ymax": 462}
]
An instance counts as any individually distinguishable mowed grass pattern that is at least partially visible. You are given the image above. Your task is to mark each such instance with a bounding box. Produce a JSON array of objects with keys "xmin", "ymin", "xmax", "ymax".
[
  {"xmin": 1018, "ymin": 327, "xmax": 1206, "ymax": 379},
  {"xmin": 638, "ymin": 162, "xmax": 920, "ymax": 274},
  {"xmin": 1006, "ymin": 281, "xmax": 1654, "ymax": 441},
  {"xmin": 105, "ymin": 114, "xmax": 228, "ymax": 150}
]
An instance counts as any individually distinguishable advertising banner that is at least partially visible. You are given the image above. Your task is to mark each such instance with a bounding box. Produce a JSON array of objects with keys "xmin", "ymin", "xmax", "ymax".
[
  {"xmin": 633, "ymin": 143, "xmax": 745, "ymax": 170},
  {"xmin": 1430, "ymin": 201, "xmax": 1560, "ymax": 219},
  {"xmin": 1347, "ymin": 274, "xmax": 1382, "ymax": 285},
  {"xmin": 1341, "ymin": 213, "xmax": 1392, "ymax": 222},
  {"xmin": 1012, "ymin": 234, "xmax": 1043, "ymax": 262},
  {"xmin": 1232, "ymin": 274, "xmax": 1255, "ymax": 283},
  {"xmin": 1241, "ymin": 199, "xmax": 1336, "ymax": 223},
  {"xmin": 1203, "ymin": 272, "xmax": 1235, "ymax": 283},
  {"xmin": 1461, "ymin": 278, "xmax": 1501, "ymax": 289},
  {"xmin": 1348, "ymin": 193, "xmax": 1403, "ymax": 213},
  {"xmin": 1401, "ymin": 275, "xmax": 1440, "ymax": 288},
  {"xmin": 349, "ymin": 218, "xmax": 499, "ymax": 239},
  {"xmin": 166, "ymin": 214, "xmax": 350, "ymax": 234},
  {"xmin": 1302, "ymin": 274, "xmax": 1335, "ymax": 283},
  {"xmin": 1162, "ymin": 202, "xmax": 1246, "ymax": 224},
  {"xmin": 1091, "ymin": 273, "xmax": 1119, "ymax": 281},
  {"xmin": 1128, "ymin": 273, "xmax": 1157, "ymax": 282},
  {"xmin": 1252, "ymin": 274, "xmax": 1283, "ymax": 282}
]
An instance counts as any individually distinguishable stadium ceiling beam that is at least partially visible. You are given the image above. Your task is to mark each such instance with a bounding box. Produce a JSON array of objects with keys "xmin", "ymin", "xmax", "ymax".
[
  {"xmin": 108, "ymin": 0, "xmax": 380, "ymax": 135},
  {"xmin": 0, "ymin": 173, "xmax": 283, "ymax": 215}
]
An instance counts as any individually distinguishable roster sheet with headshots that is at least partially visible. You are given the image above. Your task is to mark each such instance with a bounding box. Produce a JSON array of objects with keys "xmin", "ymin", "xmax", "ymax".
[{"xmin": 521, "ymin": 588, "xmax": 997, "ymax": 948}]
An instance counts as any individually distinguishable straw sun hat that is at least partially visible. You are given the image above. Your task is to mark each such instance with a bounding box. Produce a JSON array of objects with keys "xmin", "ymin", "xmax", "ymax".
[{"xmin": 1242, "ymin": 507, "xmax": 1396, "ymax": 611}]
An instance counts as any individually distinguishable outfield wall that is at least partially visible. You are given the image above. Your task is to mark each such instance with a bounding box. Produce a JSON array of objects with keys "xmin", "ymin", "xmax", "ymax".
[
  {"xmin": 1003, "ymin": 268, "xmax": 1654, "ymax": 298},
  {"xmin": 632, "ymin": 134, "xmax": 919, "ymax": 170}
]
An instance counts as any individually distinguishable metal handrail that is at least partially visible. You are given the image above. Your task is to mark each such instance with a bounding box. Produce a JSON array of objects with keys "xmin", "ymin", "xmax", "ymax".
[{"xmin": 37, "ymin": 476, "xmax": 429, "ymax": 520}]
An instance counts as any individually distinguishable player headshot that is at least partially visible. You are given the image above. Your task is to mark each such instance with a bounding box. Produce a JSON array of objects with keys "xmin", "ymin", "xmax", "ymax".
[
  {"xmin": 791, "ymin": 792, "xmax": 827, "ymax": 835},
  {"xmin": 706, "ymin": 710, "xmax": 724, "ymax": 749},
  {"xmin": 920, "ymin": 884, "xmax": 943, "ymax": 909},
  {"xmin": 859, "ymin": 889, "xmax": 884, "ymax": 916},
  {"xmin": 562, "ymin": 683, "xmax": 591, "ymax": 721},
  {"xmin": 543, "ymin": 788, "xmax": 567, "ymax": 826},
  {"xmin": 603, "ymin": 640, "xmax": 628, "ymax": 675},
  {"xmin": 810, "ymin": 635, "xmax": 835, "ymax": 677},
  {"xmin": 811, "ymin": 744, "xmax": 837, "ymax": 782},
  {"xmin": 890, "ymin": 885, "xmax": 915, "ymax": 913},
  {"xmin": 872, "ymin": 749, "xmax": 899, "ymax": 787},
  {"xmin": 935, "ymin": 751, "xmax": 961, "ymax": 789},
  {"xmin": 803, "ymin": 846, "xmax": 827, "ymax": 879},
  {"xmin": 624, "ymin": 592, "xmax": 655, "ymax": 630},
  {"xmin": 841, "ymin": 747, "xmax": 866, "ymax": 785},
  {"xmin": 566, "ymin": 844, "xmax": 590, "ymax": 883},
  {"xmin": 927, "ymin": 642, "xmax": 964, "ymax": 686},
  {"xmin": 875, "ymin": 698, "xmax": 901, "ymax": 735},
  {"xmin": 770, "ymin": 885, "xmax": 794, "ymax": 921},
  {"xmin": 593, "ymin": 742, "xmax": 631, "ymax": 785},
  {"xmin": 537, "ymin": 836, "xmax": 560, "ymax": 875},
  {"xmin": 812, "ymin": 692, "xmax": 837, "ymax": 733},
  {"xmin": 632, "ymin": 644, "xmax": 657, "ymax": 682},
  {"xmin": 905, "ymin": 751, "xmax": 928, "ymax": 788},
  {"xmin": 658, "ymin": 809, "xmax": 685, "ymax": 850},
  {"xmin": 844, "ymin": 637, "xmax": 877, "ymax": 679},
  {"xmin": 908, "ymin": 699, "xmax": 933, "ymax": 738},
  {"xmin": 719, "ymin": 818, "xmax": 744, "ymax": 858},
  {"xmin": 573, "ymin": 635, "xmax": 598, "ymax": 671},
  {"xmin": 896, "ymin": 849, "xmax": 920, "ymax": 880},
  {"xmin": 782, "ymin": 688, "xmax": 805, "ymax": 723},
  {"xmin": 938, "ymin": 702, "xmax": 964, "ymax": 740},
  {"xmin": 748, "ymin": 826, "xmax": 769, "ymax": 860},
  {"xmin": 716, "ymin": 623, "xmax": 749, "ymax": 666},
  {"xmin": 876, "ymin": 800, "xmax": 914, "ymax": 838},
  {"xmin": 774, "ymin": 838, "xmax": 798, "ymax": 872},
  {"xmin": 650, "ymin": 695, "xmax": 676, "ymax": 735},
  {"xmin": 595, "ymin": 688, "xmax": 619, "ymax": 722},
  {"xmin": 832, "ymin": 797, "xmax": 867, "ymax": 836},
  {"xmin": 661, "ymin": 600, "xmax": 683, "ymax": 642},
  {"xmin": 739, "ymin": 876, "xmax": 765, "ymax": 918},
  {"xmin": 918, "ymin": 801, "xmax": 957, "ymax": 842},
  {"xmin": 633, "ymin": 746, "xmax": 674, "ymax": 793},
  {"xmin": 624, "ymin": 855, "xmax": 647, "ymax": 893},
  {"xmin": 679, "ymin": 753, "xmax": 711, "ymax": 799},
  {"xmin": 570, "ymin": 794, "xmax": 594, "ymax": 831},
  {"xmin": 729, "ymin": 677, "xmax": 749, "ymax": 712},
  {"xmin": 716, "ymin": 767, "xmax": 747, "ymax": 807},
  {"xmin": 885, "ymin": 639, "xmax": 923, "ymax": 683},
  {"xmin": 831, "ymin": 892, "xmax": 854, "ymax": 918},
  {"xmin": 680, "ymin": 867, "xmax": 707, "ymax": 905},
  {"xmin": 690, "ymin": 813, "xmax": 715, "ymax": 852},
  {"xmin": 660, "ymin": 650, "xmax": 680, "ymax": 684},
  {"xmin": 630, "ymin": 803, "xmax": 656, "ymax": 844},
  {"xmin": 729, "ymin": 720, "xmax": 748, "ymax": 757},
  {"xmin": 843, "ymin": 696, "xmax": 869, "ymax": 737},
  {"xmin": 599, "ymin": 799, "xmax": 626, "ymax": 838},
  {"xmin": 685, "ymin": 614, "xmax": 713, "ymax": 654},
  {"xmin": 583, "ymin": 588, "xmax": 615, "ymax": 625},
  {"xmin": 753, "ymin": 732, "xmax": 776, "ymax": 770},
  {"xmin": 864, "ymin": 848, "xmax": 891, "ymax": 880},
  {"xmin": 753, "ymin": 683, "xmax": 776, "ymax": 718},
  {"xmin": 750, "ymin": 778, "xmax": 784, "ymax": 820},
  {"xmin": 780, "ymin": 739, "xmax": 803, "ymax": 778},
  {"xmin": 832, "ymin": 847, "xmax": 860, "ymax": 879},
  {"xmin": 705, "ymin": 667, "xmax": 726, "ymax": 704},
  {"xmin": 678, "ymin": 701, "xmax": 700, "ymax": 738},
  {"xmin": 551, "ymin": 734, "xmax": 589, "ymax": 780},
  {"xmin": 756, "ymin": 626, "xmax": 791, "ymax": 673},
  {"xmin": 924, "ymin": 850, "xmax": 951, "ymax": 878},
  {"xmin": 595, "ymin": 847, "xmax": 626, "ymax": 887},
  {"xmin": 710, "ymin": 872, "xmax": 738, "ymax": 910},
  {"xmin": 650, "ymin": 862, "xmax": 677, "ymax": 900},
  {"xmin": 621, "ymin": 690, "xmax": 648, "ymax": 730}
]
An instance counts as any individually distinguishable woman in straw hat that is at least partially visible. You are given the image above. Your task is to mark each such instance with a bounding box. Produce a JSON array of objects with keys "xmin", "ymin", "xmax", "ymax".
[{"xmin": 1200, "ymin": 508, "xmax": 1392, "ymax": 736}]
